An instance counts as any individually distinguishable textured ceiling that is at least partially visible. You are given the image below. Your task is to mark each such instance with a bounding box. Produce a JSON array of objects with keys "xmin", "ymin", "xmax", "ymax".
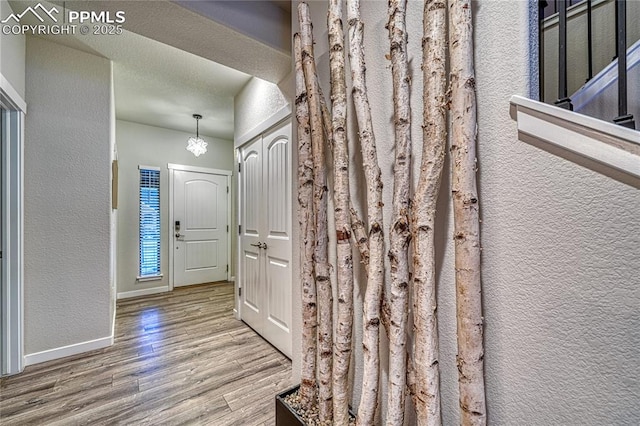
[
  {"xmin": 107, "ymin": 31, "xmax": 252, "ymax": 140},
  {"xmin": 8, "ymin": 0, "xmax": 292, "ymax": 140},
  {"xmin": 52, "ymin": 0, "xmax": 292, "ymax": 83},
  {"xmin": 175, "ymin": 1, "xmax": 292, "ymax": 54}
]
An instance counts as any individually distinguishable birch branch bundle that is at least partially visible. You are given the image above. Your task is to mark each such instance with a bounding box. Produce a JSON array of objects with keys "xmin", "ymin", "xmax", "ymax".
[
  {"xmin": 294, "ymin": 33, "xmax": 318, "ymax": 412},
  {"xmin": 327, "ymin": 0, "xmax": 355, "ymax": 424},
  {"xmin": 385, "ymin": 0, "xmax": 412, "ymax": 424},
  {"xmin": 299, "ymin": 3, "xmax": 334, "ymax": 422},
  {"xmin": 346, "ymin": 0, "xmax": 386, "ymax": 423},
  {"xmin": 293, "ymin": 2, "xmax": 486, "ymax": 425},
  {"xmin": 448, "ymin": 0, "xmax": 487, "ymax": 424},
  {"xmin": 318, "ymin": 84, "xmax": 370, "ymax": 268},
  {"xmin": 411, "ymin": 1, "xmax": 447, "ymax": 425}
]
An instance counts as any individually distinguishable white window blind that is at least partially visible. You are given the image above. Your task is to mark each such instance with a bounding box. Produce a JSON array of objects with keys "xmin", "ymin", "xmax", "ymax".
[{"xmin": 139, "ymin": 168, "xmax": 161, "ymax": 277}]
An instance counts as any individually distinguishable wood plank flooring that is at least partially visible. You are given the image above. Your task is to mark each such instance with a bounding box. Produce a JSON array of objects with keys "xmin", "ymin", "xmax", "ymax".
[{"xmin": 0, "ymin": 282, "xmax": 293, "ymax": 425}]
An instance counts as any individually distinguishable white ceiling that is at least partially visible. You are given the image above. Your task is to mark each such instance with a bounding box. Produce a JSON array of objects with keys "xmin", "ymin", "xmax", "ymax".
[
  {"xmin": 8, "ymin": 0, "xmax": 292, "ymax": 141},
  {"xmin": 110, "ymin": 31, "xmax": 252, "ymax": 140}
]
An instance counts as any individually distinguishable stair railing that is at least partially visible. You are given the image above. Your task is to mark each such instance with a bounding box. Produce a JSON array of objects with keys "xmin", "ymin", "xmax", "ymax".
[
  {"xmin": 540, "ymin": 0, "xmax": 636, "ymax": 129},
  {"xmin": 614, "ymin": 0, "xmax": 635, "ymax": 128}
]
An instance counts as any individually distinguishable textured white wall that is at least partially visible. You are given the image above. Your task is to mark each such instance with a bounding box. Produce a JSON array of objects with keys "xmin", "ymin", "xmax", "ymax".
[
  {"xmin": 234, "ymin": 76, "xmax": 290, "ymax": 146},
  {"xmin": 295, "ymin": 1, "xmax": 640, "ymax": 424},
  {"xmin": 24, "ymin": 36, "xmax": 112, "ymax": 354},
  {"xmin": 116, "ymin": 120, "xmax": 235, "ymax": 295},
  {"xmin": 476, "ymin": 2, "xmax": 639, "ymax": 423},
  {"xmin": 0, "ymin": 0, "xmax": 26, "ymax": 99}
]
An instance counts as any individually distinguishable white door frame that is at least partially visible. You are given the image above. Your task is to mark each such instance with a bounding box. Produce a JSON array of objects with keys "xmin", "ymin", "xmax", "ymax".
[
  {"xmin": 167, "ymin": 163, "xmax": 232, "ymax": 291},
  {"xmin": 1, "ymin": 73, "xmax": 26, "ymax": 376},
  {"xmin": 236, "ymin": 135, "xmax": 262, "ymax": 327},
  {"xmin": 235, "ymin": 150, "xmax": 242, "ymax": 320}
]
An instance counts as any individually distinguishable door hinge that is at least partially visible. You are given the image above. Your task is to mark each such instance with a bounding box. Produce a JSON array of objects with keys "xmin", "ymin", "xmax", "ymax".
[
  {"xmin": 239, "ymin": 287, "xmax": 242, "ymax": 297},
  {"xmin": 238, "ymin": 225, "xmax": 242, "ymax": 235},
  {"xmin": 226, "ymin": 264, "xmax": 229, "ymax": 272},
  {"xmin": 0, "ymin": 251, "xmax": 2, "ymax": 259},
  {"xmin": 227, "ymin": 225, "xmax": 229, "ymax": 232},
  {"xmin": 238, "ymin": 163, "xmax": 241, "ymax": 173},
  {"xmin": 227, "ymin": 186, "xmax": 229, "ymax": 194}
]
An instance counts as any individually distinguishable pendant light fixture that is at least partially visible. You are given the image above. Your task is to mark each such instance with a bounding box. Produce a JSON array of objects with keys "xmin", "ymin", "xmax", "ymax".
[{"xmin": 186, "ymin": 114, "xmax": 208, "ymax": 157}]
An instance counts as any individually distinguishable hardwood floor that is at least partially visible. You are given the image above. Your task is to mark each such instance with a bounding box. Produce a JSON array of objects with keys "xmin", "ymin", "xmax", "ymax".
[{"xmin": 0, "ymin": 282, "xmax": 293, "ymax": 425}]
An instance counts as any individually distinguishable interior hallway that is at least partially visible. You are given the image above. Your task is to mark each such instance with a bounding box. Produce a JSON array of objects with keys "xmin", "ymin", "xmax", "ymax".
[{"xmin": 0, "ymin": 282, "xmax": 292, "ymax": 425}]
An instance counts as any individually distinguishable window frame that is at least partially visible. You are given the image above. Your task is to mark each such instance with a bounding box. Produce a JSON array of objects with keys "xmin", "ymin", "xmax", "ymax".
[{"xmin": 137, "ymin": 165, "xmax": 163, "ymax": 281}]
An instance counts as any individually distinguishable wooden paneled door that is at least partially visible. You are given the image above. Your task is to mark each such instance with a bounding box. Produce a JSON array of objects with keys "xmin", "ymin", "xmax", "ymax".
[{"xmin": 239, "ymin": 120, "xmax": 292, "ymax": 357}]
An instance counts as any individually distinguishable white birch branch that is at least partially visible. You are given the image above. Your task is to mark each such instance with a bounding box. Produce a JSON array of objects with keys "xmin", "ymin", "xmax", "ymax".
[
  {"xmin": 294, "ymin": 32, "xmax": 318, "ymax": 412},
  {"xmin": 347, "ymin": 0, "xmax": 386, "ymax": 423},
  {"xmin": 328, "ymin": 1, "xmax": 354, "ymax": 423},
  {"xmin": 386, "ymin": 0, "xmax": 412, "ymax": 423},
  {"xmin": 411, "ymin": 1, "xmax": 447, "ymax": 425},
  {"xmin": 299, "ymin": 3, "xmax": 334, "ymax": 423},
  {"xmin": 317, "ymin": 77, "xmax": 370, "ymax": 269},
  {"xmin": 448, "ymin": 1, "xmax": 487, "ymax": 424},
  {"xmin": 350, "ymin": 207, "xmax": 370, "ymax": 269}
]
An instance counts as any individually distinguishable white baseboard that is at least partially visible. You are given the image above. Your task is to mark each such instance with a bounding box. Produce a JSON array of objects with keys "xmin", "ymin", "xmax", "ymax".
[
  {"xmin": 24, "ymin": 335, "xmax": 114, "ymax": 367},
  {"xmin": 229, "ymin": 276, "xmax": 236, "ymax": 282},
  {"xmin": 117, "ymin": 286, "xmax": 169, "ymax": 299}
]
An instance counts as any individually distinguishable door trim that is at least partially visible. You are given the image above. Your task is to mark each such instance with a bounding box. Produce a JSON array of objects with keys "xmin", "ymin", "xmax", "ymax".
[
  {"xmin": 167, "ymin": 163, "xmax": 232, "ymax": 176},
  {"xmin": 167, "ymin": 164, "xmax": 232, "ymax": 291},
  {"xmin": 1, "ymin": 72, "xmax": 26, "ymax": 376},
  {"xmin": 235, "ymin": 149, "xmax": 242, "ymax": 321},
  {"xmin": 0, "ymin": 74, "xmax": 27, "ymax": 113}
]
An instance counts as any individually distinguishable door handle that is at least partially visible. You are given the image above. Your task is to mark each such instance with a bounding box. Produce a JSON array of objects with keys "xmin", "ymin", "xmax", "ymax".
[
  {"xmin": 250, "ymin": 242, "xmax": 262, "ymax": 248},
  {"xmin": 261, "ymin": 242, "xmax": 268, "ymax": 250}
]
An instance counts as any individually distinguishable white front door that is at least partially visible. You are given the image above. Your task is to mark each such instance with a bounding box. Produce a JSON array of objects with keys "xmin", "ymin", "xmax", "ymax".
[
  {"xmin": 173, "ymin": 170, "xmax": 229, "ymax": 287},
  {"xmin": 239, "ymin": 121, "xmax": 292, "ymax": 357}
]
